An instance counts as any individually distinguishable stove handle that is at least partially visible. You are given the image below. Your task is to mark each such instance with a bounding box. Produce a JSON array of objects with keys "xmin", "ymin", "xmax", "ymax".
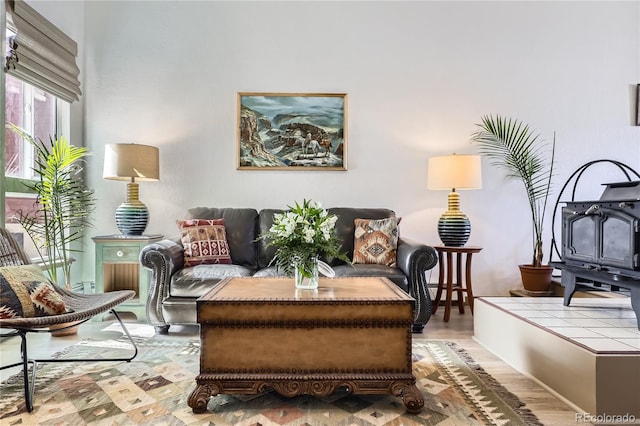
[
  {"xmin": 585, "ymin": 204, "xmax": 600, "ymax": 215},
  {"xmin": 571, "ymin": 204, "xmax": 600, "ymax": 216}
]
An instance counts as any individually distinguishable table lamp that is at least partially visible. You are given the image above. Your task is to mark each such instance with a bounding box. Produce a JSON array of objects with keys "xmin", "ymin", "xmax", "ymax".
[
  {"xmin": 427, "ymin": 154, "xmax": 482, "ymax": 247},
  {"xmin": 103, "ymin": 143, "xmax": 159, "ymax": 235}
]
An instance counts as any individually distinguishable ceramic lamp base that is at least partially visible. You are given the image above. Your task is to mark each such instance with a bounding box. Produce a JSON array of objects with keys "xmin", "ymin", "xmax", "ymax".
[
  {"xmin": 437, "ymin": 213, "xmax": 470, "ymax": 247},
  {"xmin": 437, "ymin": 191, "xmax": 471, "ymax": 247},
  {"xmin": 115, "ymin": 201, "xmax": 149, "ymax": 235}
]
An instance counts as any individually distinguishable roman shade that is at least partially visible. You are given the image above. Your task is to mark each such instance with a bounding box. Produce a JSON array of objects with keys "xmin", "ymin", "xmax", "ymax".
[{"xmin": 4, "ymin": 0, "xmax": 81, "ymax": 102}]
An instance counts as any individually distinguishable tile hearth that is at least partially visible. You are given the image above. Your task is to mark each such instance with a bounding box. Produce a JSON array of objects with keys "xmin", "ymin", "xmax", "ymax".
[
  {"xmin": 474, "ymin": 296, "xmax": 640, "ymax": 418},
  {"xmin": 482, "ymin": 296, "xmax": 639, "ymax": 353}
]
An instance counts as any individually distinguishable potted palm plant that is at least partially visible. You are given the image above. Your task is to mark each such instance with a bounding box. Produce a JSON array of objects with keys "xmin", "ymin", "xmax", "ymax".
[
  {"xmin": 8, "ymin": 124, "xmax": 95, "ymax": 293},
  {"xmin": 471, "ymin": 115, "xmax": 556, "ymax": 292}
]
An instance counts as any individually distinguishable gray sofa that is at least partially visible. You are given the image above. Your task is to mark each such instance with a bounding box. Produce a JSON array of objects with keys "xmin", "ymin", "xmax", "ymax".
[{"xmin": 140, "ymin": 207, "xmax": 438, "ymax": 334}]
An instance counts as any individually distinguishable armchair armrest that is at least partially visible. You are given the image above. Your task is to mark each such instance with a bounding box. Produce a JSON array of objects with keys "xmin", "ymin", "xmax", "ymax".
[
  {"xmin": 397, "ymin": 237, "xmax": 438, "ymax": 332},
  {"xmin": 139, "ymin": 238, "xmax": 184, "ymax": 327}
]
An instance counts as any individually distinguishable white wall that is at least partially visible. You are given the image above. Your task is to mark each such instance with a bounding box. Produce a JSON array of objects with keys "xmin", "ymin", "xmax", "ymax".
[{"xmin": 76, "ymin": 1, "xmax": 639, "ymax": 295}]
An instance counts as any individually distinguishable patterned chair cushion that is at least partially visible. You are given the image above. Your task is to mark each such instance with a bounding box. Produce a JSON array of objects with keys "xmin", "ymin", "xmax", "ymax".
[{"xmin": 0, "ymin": 264, "xmax": 68, "ymax": 318}]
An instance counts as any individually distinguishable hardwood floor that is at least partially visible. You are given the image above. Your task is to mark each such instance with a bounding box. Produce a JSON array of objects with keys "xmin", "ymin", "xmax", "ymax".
[
  {"xmin": 420, "ymin": 312, "xmax": 578, "ymax": 425},
  {"xmin": 1, "ymin": 311, "xmax": 580, "ymax": 425}
]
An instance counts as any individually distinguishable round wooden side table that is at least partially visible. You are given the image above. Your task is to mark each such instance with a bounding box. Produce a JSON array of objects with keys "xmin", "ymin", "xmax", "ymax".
[{"xmin": 432, "ymin": 245, "xmax": 482, "ymax": 322}]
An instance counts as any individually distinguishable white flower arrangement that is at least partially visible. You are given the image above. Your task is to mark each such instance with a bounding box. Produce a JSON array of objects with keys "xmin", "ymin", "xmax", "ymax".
[{"xmin": 263, "ymin": 199, "xmax": 349, "ymax": 277}]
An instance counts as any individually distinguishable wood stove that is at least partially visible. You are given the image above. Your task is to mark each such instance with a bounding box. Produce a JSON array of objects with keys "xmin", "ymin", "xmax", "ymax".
[
  {"xmin": 562, "ymin": 181, "xmax": 640, "ymax": 276},
  {"xmin": 553, "ymin": 180, "xmax": 640, "ymax": 329}
]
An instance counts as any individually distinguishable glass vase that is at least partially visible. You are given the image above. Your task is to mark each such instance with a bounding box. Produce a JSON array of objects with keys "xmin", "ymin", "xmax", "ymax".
[{"xmin": 294, "ymin": 256, "xmax": 319, "ymax": 289}]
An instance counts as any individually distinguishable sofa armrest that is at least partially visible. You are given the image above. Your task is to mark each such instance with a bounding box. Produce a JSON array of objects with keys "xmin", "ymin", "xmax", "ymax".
[
  {"xmin": 397, "ymin": 237, "xmax": 438, "ymax": 332},
  {"xmin": 140, "ymin": 238, "xmax": 184, "ymax": 327}
]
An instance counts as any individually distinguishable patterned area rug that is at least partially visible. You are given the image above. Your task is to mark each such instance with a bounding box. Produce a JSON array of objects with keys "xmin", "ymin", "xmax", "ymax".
[{"xmin": 1, "ymin": 337, "xmax": 542, "ymax": 425}]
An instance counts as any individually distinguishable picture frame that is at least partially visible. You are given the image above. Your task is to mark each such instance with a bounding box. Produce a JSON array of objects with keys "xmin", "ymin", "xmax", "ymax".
[
  {"xmin": 636, "ymin": 84, "xmax": 640, "ymax": 126},
  {"xmin": 237, "ymin": 92, "xmax": 347, "ymax": 170}
]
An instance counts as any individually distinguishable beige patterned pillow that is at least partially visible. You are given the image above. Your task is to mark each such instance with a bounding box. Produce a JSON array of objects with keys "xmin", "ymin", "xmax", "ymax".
[
  {"xmin": 177, "ymin": 219, "xmax": 232, "ymax": 266},
  {"xmin": 0, "ymin": 265, "xmax": 68, "ymax": 318},
  {"xmin": 353, "ymin": 217, "xmax": 399, "ymax": 267}
]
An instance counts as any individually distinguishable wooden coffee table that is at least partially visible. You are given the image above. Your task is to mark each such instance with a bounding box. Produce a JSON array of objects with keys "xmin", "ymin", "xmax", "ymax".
[{"xmin": 187, "ymin": 276, "xmax": 423, "ymax": 413}]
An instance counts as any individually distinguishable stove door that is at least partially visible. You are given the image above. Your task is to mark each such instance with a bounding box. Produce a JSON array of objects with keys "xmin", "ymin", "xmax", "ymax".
[
  {"xmin": 599, "ymin": 208, "xmax": 639, "ymax": 271},
  {"xmin": 562, "ymin": 204, "xmax": 640, "ymax": 272},
  {"xmin": 562, "ymin": 206, "xmax": 597, "ymax": 267}
]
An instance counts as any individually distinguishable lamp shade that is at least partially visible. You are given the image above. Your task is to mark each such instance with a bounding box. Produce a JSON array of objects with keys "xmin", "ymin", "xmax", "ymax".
[
  {"xmin": 103, "ymin": 143, "xmax": 159, "ymax": 182},
  {"xmin": 427, "ymin": 154, "xmax": 482, "ymax": 190}
]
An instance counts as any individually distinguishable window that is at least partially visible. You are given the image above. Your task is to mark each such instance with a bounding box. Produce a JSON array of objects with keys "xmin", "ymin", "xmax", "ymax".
[
  {"xmin": 5, "ymin": 74, "xmax": 57, "ymax": 180},
  {"xmin": 3, "ymin": 76, "xmax": 69, "ymax": 259},
  {"xmin": 1, "ymin": 0, "xmax": 80, "ymax": 259}
]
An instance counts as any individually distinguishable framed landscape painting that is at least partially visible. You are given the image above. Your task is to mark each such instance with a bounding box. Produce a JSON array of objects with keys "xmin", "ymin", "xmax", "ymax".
[
  {"xmin": 237, "ymin": 92, "xmax": 347, "ymax": 170},
  {"xmin": 637, "ymin": 84, "xmax": 640, "ymax": 126}
]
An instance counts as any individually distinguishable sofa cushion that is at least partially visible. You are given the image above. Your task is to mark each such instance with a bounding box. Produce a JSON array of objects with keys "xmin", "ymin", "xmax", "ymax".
[
  {"xmin": 0, "ymin": 265, "xmax": 68, "ymax": 318},
  {"xmin": 331, "ymin": 264, "xmax": 408, "ymax": 292},
  {"xmin": 257, "ymin": 209, "xmax": 285, "ymax": 268},
  {"xmin": 187, "ymin": 208, "xmax": 259, "ymax": 267},
  {"xmin": 170, "ymin": 264, "xmax": 255, "ymax": 298},
  {"xmin": 327, "ymin": 208, "xmax": 396, "ymax": 265},
  {"xmin": 252, "ymin": 266, "xmax": 286, "ymax": 278},
  {"xmin": 353, "ymin": 217, "xmax": 399, "ymax": 267},
  {"xmin": 177, "ymin": 219, "xmax": 232, "ymax": 266}
]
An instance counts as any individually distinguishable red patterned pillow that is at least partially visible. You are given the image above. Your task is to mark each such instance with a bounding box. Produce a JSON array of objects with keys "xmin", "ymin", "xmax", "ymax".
[
  {"xmin": 353, "ymin": 217, "xmax": 399, "ymax": 267},
  {"xmin": 177, "ymin": 219, "xmax": 232, "ymax": 266},
  {"xmin": 0, "ymin": 265, "xmax": 68, "ymax": 319}
]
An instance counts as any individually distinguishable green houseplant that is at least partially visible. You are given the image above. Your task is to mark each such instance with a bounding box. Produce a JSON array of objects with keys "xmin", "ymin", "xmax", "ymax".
[
  {"xmin": 470, "ymin": 115, "xmax": 556, "ymax": 291},
  {"xmin": 8, "ymin": 124, "xmax": 96, "ymax": 291}
]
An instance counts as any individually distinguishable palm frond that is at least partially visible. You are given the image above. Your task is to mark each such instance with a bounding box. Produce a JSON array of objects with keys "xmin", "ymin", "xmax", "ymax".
[
  {"xmin": 7, "ymin": 123, "xmax": 95, "ymax": 287},
  {"xmin": 471, "ymin": 115, "xmax": 555, "ymax": 266}
]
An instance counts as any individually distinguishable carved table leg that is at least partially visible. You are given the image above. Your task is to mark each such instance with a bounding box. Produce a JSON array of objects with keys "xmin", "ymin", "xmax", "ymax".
[
  {"xmin": 188, "ymin": 383, "xmax": 214, "ymax": 413},
  {"xmin": 393, "ymin": 382, "xmax": 424, "ymax": 413}
]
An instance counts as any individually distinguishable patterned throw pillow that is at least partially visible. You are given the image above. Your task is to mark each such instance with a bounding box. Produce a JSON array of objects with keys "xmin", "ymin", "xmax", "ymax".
[
  {"xmin": 177, "ymin": 219, "xmax": 232, "ymax": 266},
  {"xmin": 353, "ymin": 217, "xmax": 399, "ymax": 267},
  {"xmin": 0, "ymin": 264, "xmax": 68, "ymax": 319}
]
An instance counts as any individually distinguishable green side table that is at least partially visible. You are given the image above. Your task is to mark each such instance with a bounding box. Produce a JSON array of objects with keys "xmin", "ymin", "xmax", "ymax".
[{"xmin": 93, "ymin": 234, "xmax": 163, "ymax": 321}]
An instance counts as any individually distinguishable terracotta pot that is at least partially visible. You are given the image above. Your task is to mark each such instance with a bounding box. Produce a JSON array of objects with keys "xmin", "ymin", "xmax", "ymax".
[
  {"xmin": 49, "ymin": 321, "xmax": 80, "ymax": 337},
  {"xmin": 518, "ymin": 264, "xmax": 554, "ymax": 292}
]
